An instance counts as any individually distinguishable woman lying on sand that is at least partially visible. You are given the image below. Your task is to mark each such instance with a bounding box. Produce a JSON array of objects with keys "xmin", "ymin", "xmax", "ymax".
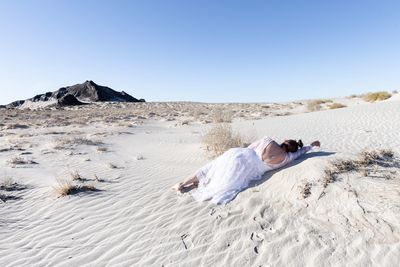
[{"xmin": 173, "ymin": 136, "xmax": 320, "ymax": 204}]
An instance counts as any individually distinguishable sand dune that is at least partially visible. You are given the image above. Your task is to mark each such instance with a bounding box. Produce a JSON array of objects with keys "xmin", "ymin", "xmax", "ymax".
[{"xmin": 1, "ymin": 97, "xmax": 400, "ymax": 266}]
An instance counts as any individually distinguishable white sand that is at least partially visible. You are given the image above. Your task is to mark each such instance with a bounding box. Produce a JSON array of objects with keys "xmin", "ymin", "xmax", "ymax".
[{"xmin": 1, "ymin": 98, "xmax": 400, "ymax": 266}]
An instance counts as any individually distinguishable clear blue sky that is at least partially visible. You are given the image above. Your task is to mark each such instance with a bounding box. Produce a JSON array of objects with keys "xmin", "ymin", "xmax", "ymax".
[{"xmin": 1, "ymin": 0, "xmax": 399, "ymax": 104}]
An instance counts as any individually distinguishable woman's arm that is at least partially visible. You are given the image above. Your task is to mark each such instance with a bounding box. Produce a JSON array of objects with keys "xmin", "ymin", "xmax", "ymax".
[
  {"xmin": 286, "ymin": 145, "xmax": 313, "ymax": 162},
  {"xmin": 286, "ymin": 140, "xmax": 320, "ymax": 162}
]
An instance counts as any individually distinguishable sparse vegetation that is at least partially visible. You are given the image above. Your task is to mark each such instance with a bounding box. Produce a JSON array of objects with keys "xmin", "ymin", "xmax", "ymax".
[
  {"xmin": 0, "ymin": 178, "xmax": 25, "ymax": 202},
  {"xmin": 211, "ymin": 109, "xmax": 233, "ymax": 123},
  {"xmin": 70, "ymin": 171, "xmax": 83, "ymax": 181},
  {"xmin": 299, "ymin": 182, "xmax": 312, "ymax": 199},
  {"xmin": 363, "ymin": 91, "xmax": 391, "ymax": 102},
  {"xmin": 306, "ymin": 99, "xmax": 332, "ymax": 111},
  {"xmin": 2, "ymin": 123, "xmax": 29, "ymax": 130},
  {"xmin": 202, "ymin": 123, "xmax": 246, "ymax": 158},
  {"xmin": 358, "ymin": 149, "xmax": 394, "ymax": 166},
  {"xmin": 7, "ymin": 156, "xmax": 38, "ymax": 167},
  {"xmin": 319, "ymin": 149, "xmax": 398, "ymax": 199},
  {"xmin": 0, "ymin": 101, "xmax": 309, "ymax": 130},
  {"xmin": 328, "ymin": 103, "xmax": 347, "ymax": 109},
  {"xmin": 54, "ymin": 136, "xmax": 104, "ymax": 150},
  {"xmin": 0, "ymin": 177, "xmax": 16, "ymax": 190},
  {"xmin": 54, "ymin": 179, "xmax": 97, "ymax": 197},
  {"xmin": 97, "ymin": 147, "xmax": 108, "ymax": 152},
  {"xmin": 347, "ymin": 94, "xmax": 359, "ymax": 98},
  {"xmin": 306, "ymin": 101, "xmax": 321, "ymax": 112}
]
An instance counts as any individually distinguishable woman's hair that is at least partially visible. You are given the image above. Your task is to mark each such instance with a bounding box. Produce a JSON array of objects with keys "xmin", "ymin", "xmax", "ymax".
[{"xmin": 281, "ymin": 139, "xmax": 303, "ymax": 153}]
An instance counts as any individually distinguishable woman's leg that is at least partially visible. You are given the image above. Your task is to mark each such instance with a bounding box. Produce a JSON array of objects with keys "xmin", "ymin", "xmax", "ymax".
[
  {"xmin": 172, "ymin": 175, "xmax": 199, "ymax": 191},
  {"xmin": 172, "ymin": 160, "xmax": 213, "ymax": 192}
]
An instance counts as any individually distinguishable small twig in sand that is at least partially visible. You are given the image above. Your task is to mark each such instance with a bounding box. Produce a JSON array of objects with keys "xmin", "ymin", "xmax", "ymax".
[
  {"xmin": 180, "ymin": 234, "xmax": 188, "ymax": 250},
  {"xmin": 94, "ymin": 175, "xmax": 104, "ymax": 182}
]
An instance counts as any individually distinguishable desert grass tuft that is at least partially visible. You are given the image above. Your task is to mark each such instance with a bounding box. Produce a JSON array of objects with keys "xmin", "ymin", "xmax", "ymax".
[
  {"xmin": 54, "ymin": 179, "xmax": 97, "ymax": 197},
  {"xmin": 7, "ymin": 156, "xmax": 27, "ymax": 165},
  {"xmin": 97, "ymin": 147, "xmax": 108, "ymax": 152},
  {"xmin": 3, "ymin": 124, "xmax": 29, "ymax": 130},
  {"xmin": 0, "ymin": 177, "xmax": 15, "ymax": 190},
  {"xmin": 328, "ymin": 103, "xmax": 347, "ymax": 109},
  {"xmin": 363, "ymin": 91, "xmax": 391, "ymax": 102},
  {"xmin": 307, "ymin": 99, "xmax": 334, "ymax": 112},
  {"xmin": 0, "ymin": 177, "xmax": 26, "ymax": 192},
  {"xmin": 358, "ymin": 149, "xmax": 394, "ymax": 167},
  {"xmin": 347, "ymin": 94, "xmax": 359, "ymax": 98},
  {"xmin": 7, "ymin": 156, "xmax": 37, "ymax": 167},
  {"xmin": 54, "ymin": 179, "xmax": 75, "ymax": 196},
  {"xmin": 54, "ymin": 136, "xmax": 104, "ymax": 150}
]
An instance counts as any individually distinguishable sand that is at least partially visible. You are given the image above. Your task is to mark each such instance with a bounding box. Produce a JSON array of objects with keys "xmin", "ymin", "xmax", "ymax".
[{"xmin": 1, "ymin": 95, "xmax": 400, "ymax": 266}]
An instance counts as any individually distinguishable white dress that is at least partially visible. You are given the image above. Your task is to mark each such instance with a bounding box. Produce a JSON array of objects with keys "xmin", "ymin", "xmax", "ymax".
[{"xmin": 191, "ymin": 136, "xmax": 312, "ymax": 204}]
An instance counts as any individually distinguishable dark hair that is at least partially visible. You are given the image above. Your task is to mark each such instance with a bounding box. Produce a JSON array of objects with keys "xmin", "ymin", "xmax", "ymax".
[{"xmin": 281, "ymin": 139, "xmax": 303, "ymax": 153}]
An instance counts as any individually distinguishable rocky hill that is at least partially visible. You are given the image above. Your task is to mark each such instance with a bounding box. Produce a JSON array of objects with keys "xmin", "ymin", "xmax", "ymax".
[{"xmin": 5, "ymin": 80, "xmax": 145, "ymax": 108}]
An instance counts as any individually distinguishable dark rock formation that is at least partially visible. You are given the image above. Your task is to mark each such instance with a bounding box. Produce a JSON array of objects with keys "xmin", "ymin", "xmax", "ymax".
[
  {"xmin": 6, "ymin": 80, "xmax": 145, "ymax": 107},
  {"xmin": 7, "ymin": 100, "xmax": 26, "ymax": 108},
  {"xmin": 52, "ymin": 80, "xmax": 143, "ymax": 102},
  {"xmin": 58, "ymin": 94, "xmax": 87, "ymax": 106},
  {"xmin": 32, "ymin": 92, "xmax": 53, "ymax": 102}
]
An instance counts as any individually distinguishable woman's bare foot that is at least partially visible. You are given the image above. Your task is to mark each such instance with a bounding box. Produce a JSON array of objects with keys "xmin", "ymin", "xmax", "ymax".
[{"xmin": 171, "ymin": 182, "xmax": 184, "ymax": 192}]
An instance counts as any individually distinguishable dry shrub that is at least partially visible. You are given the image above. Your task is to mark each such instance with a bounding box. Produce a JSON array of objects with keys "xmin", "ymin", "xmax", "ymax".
[
  {"xmin": 358, "ymin": 149, "xmax": 394, "ymax": 165},
  {"xmin": 211, "ymin": 109, "xmax": 233, "ymax": 123},
  {"xmin": 70, "ymin": 137, "xmax": 103, "ymax": 146},
  {"xmin": 202, "ymin": 124, "xmax": 244, "ymax": 158},
  {"xmin": 54, "ymin": 179, "xmax": 97, "ymax": 197},
  {"xmin": 54, "ymin": 179, "xmax": 73, "ymax": 196},
  {"xmin": 307, "ymin": 99, "xmax": 334, "ymax": 111},
  {"xmin": 0, "ymin": 178, "xmax": 25, "ymax": 192},
  {"xmin": 307, "ymin": 99, "xmax": 335, "ymax": 111},
  {"xmin": 306, "ymin": 101, "xmax": 321, "ymax": 112},
  {"xmin": 54, "ymin": 137, "xmax": 103, "ymax": 150},
  {"xmin": 97, "ymin": 147, "xmax": 108, "ymax": 152},
  {"xmin": 191, "ymin": 107, "xmax": 208, "ymax": 121},
  {"xmin": 7, "ymin": 156, "xmax": 37, "ymax": 167},
  {"xmin": 328, "ymin": 103, "xmax": 347, "ymax": 109},
  {"xmin": 363, "ymin": 91, "xmax": 391, "ymax": 102},
  {"xmin": 314, "ymin": 99, "xmax": 333, "ymax": 105},
  {"xmin": 7, "ymin": 156, "xmax": 27, "ymax": 165},
  {"xmin": 347, "ymin": 94, "xmax": 359, "ymax": 98},
  {"xmin": 3, "ymin": 124, "xmax": 29, "ymax": 130},
  {"xmin": 321, "ymin": 149, "xmax": 396, "ymax": 192}
]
